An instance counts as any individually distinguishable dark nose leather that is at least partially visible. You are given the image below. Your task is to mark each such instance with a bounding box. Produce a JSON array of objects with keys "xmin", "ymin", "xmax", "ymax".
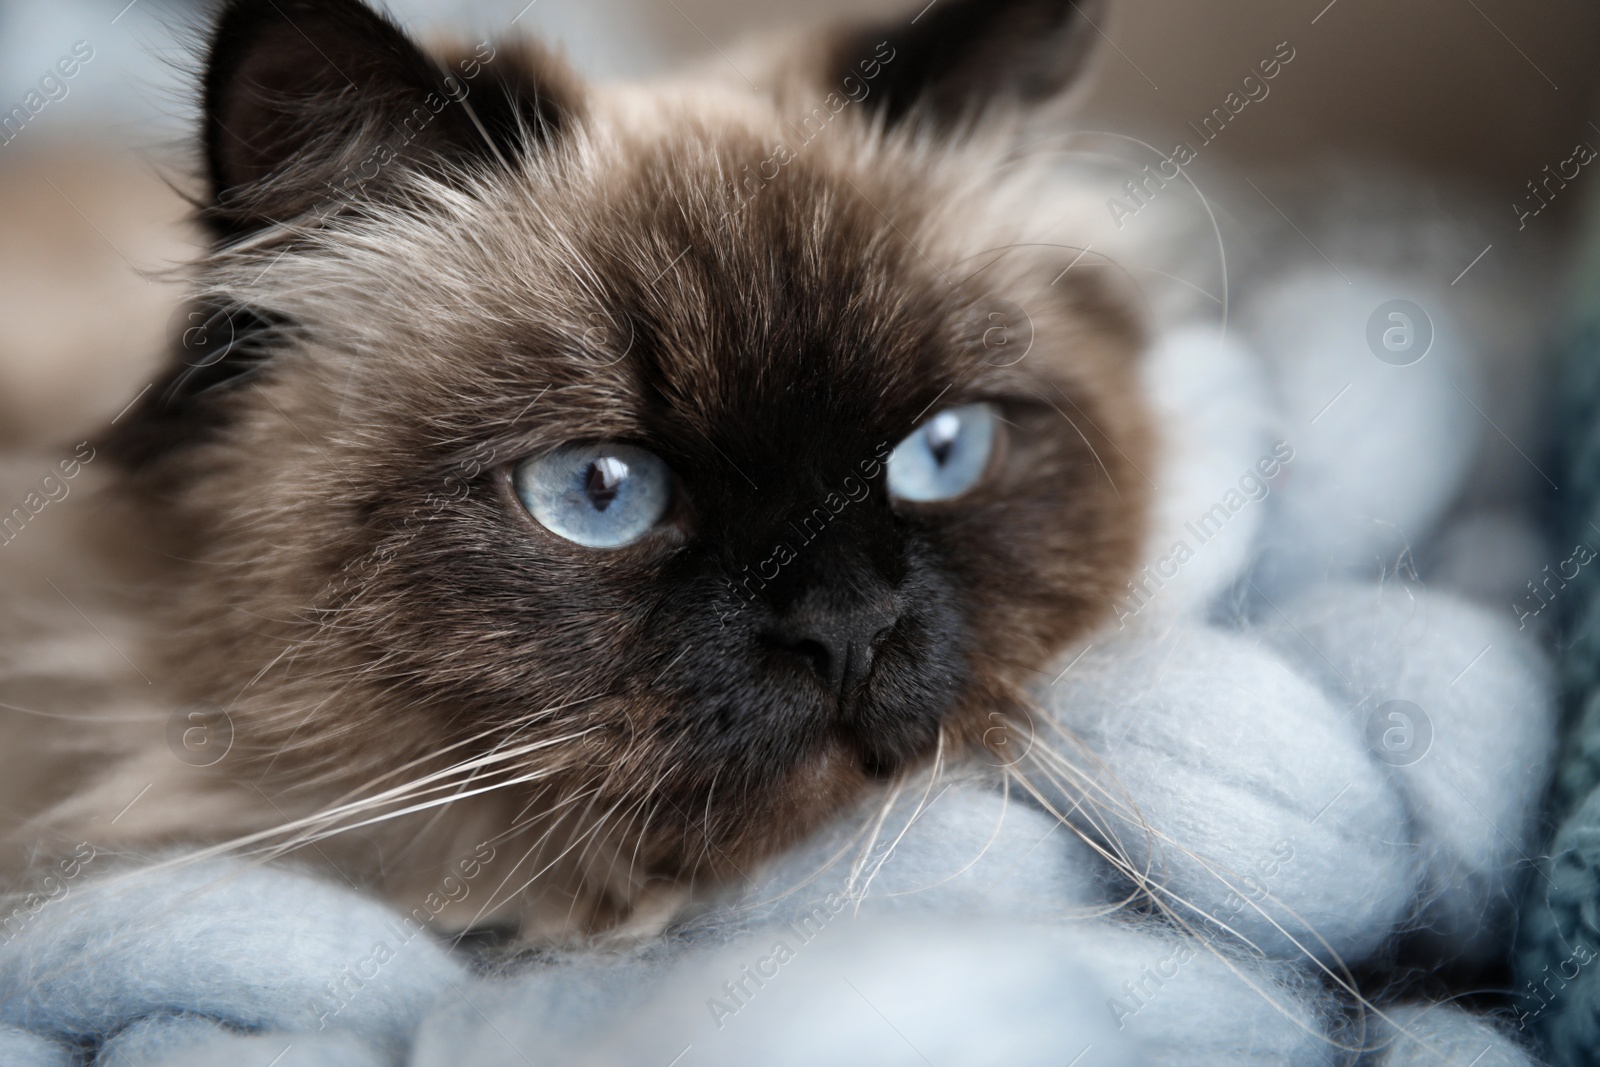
[{"xmin": 770, "ymin": 595, "xmax": 898, "ymax": 695}]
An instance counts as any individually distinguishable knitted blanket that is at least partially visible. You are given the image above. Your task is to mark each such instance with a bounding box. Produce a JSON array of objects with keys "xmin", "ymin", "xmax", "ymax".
[
  {"xmin": 0, "ymin": 201, "xmax": 1561, "ymax": 1065},
  {"xmin": 1514, "ymin": 193, "xmax": 1600, "ymax": 1066}
]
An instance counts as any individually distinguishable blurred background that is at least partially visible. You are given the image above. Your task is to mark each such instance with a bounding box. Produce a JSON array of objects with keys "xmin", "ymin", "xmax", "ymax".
[{"xmin": 2, "ymin": 0, "xmax": 1598, "ymax": 446}]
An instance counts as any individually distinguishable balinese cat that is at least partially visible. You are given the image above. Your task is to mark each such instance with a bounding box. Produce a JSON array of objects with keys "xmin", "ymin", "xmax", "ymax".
[{"xmin": 0, "ymin": 0, "xmax": 1153, "ymax": 939}]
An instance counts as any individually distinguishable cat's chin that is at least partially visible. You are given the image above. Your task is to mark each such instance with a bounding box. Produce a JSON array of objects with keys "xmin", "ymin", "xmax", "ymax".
[
  {"xmin": 457, "ymin": 735, "xmax": 881, "ymax": 941},
  {"xmin": 355, "ymin": 705, "xmax": 1012, "ymax": 944}
]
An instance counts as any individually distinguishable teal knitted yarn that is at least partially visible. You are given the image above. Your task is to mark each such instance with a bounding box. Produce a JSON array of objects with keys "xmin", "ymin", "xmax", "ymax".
[
  {"xmin": 1514, "ymin": 193, "xmax": 1600, "ymax": 1065},
  {"xmin": 1552, "ymin": 309, "xmax": 1600, "ymax": 815}
]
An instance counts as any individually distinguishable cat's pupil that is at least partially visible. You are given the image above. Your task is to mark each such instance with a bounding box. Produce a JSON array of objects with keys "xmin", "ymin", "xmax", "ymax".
[
  {"xmin": 584, "ymin": 456, "xmax": 629, "ymax": 512},
  {"xmin": 925, "ymin": 411, "xmax": 962, "ymax": 467}
]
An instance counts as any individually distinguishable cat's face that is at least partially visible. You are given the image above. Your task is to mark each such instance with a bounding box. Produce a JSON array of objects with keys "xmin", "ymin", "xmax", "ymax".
[{"xmin": 116, "ymin": 0, "xmax": 1148, "ymax": 924}]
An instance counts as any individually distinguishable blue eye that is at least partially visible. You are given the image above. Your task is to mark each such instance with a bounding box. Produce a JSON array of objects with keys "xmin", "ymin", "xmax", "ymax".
[
  {"xmin": 513, "ymin": 443, "xmax": 673, "ymax": 548},
  {"xmin": 886, "ymin": 403, "xmax": 998, "ymax": 503}
]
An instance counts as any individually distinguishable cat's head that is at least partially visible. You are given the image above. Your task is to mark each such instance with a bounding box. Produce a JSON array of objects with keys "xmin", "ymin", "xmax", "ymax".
[{"xmin": 116, "ymin": 0, "xmax": 1149, "ymax": 926}]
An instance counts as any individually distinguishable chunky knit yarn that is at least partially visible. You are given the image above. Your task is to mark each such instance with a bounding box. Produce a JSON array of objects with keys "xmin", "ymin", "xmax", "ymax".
[{"xmin": 1515, "ymin": 200, "xmax": 1600, "ymax": 1066}]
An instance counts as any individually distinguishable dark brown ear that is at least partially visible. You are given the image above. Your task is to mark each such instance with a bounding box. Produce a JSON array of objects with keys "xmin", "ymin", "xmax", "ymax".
[
  {"xmin": 835, "ymin": 0, "xmax": 1106, "ymax": 130},
  {"xmin": 202, "ymin": 0, "xmax": 577, "ymax": 235}
]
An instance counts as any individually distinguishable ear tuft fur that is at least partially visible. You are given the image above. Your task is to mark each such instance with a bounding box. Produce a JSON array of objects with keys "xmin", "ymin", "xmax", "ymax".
[
  {"xmin": 105, "ymin": 1, "xmax": 587, "ymax": 469},
  {"xmin": 202, "ymin": 0, "xmax": 579, "ymax": 235}
]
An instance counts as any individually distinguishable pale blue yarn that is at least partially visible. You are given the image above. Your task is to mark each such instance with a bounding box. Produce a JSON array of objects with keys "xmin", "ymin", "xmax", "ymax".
[
  {"xmin": 0, "ymin": 1024, "xmax": 74, "ymax": 1067},
  {"xmin": 96, "ymin": 1014, "xmax": 233, "ymax": 1065},
  {"xmin": 0, "ymin": 859, "xmax": 465, "ymax": 1061},
  {"xmin": 0, "ymin": 795, "xmax": 1544, "ymax": 1067}
]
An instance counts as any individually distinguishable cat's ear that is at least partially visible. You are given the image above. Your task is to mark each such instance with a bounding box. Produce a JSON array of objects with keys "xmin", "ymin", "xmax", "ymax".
[
  {"xmin": 832, "ymin": 0, "xmax": 1106, "ymax": 130},
  {"xmin": 202, "ymin": 0, "xmax": 578, "ymax": 234}
]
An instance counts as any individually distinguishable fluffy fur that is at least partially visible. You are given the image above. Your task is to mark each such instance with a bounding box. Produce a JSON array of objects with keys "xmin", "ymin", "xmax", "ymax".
[{"xmin": 1, "ymin": 0, "xmax": 1152, "ymax": 937}]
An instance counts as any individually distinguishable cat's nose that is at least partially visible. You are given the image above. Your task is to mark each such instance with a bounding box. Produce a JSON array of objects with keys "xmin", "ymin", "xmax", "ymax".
[{"xmin": 769, "ymin": 597, "xmax": 898, "ymax": 695}]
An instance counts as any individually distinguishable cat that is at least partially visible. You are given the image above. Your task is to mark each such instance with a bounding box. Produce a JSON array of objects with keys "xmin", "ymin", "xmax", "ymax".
[{"xmin": 0, "ymin": 0, "xmax": 1152, "ymax": 940}]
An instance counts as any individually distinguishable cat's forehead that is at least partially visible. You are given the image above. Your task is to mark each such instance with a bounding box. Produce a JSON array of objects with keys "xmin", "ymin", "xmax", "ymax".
[
  {"xmin": 371, "ymin": 105, "xmax": 1028, "ymax": 465},
  {"xmin": 256, "ymin": 79, "xmax": 1098, "ymax": 484}
]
